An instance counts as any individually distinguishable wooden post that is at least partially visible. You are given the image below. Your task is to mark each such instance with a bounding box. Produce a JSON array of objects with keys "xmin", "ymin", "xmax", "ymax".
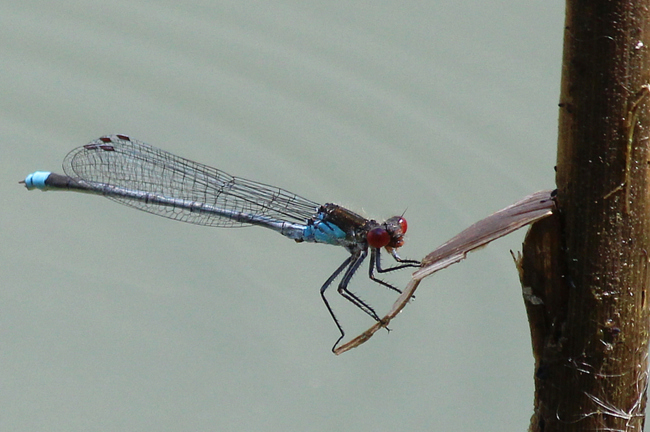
[{"xmin": 518, "ymin": 0, "xmax": 650, "ymax": 431}]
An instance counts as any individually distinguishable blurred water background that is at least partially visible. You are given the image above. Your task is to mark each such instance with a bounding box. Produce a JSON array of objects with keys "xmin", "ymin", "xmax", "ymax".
[{"xmin": 2, "ymin": 1, "xmax": 565, "ymax": 431}]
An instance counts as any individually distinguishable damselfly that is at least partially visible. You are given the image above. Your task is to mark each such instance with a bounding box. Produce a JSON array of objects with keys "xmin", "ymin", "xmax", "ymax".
[{"xmin": 22, "ymin": 134, "xmax": 420, "ymax": 350}]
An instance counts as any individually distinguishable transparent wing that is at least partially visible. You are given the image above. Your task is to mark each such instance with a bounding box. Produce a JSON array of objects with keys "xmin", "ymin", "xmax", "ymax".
[{"xmin": 62, "ymin": 134, "xmax": 320, "ymax": 227}]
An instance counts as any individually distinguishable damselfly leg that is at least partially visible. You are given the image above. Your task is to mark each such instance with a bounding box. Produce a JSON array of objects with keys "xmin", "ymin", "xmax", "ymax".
[{"xmin": 322, "ymin": 248, "xmax": 421, "ymax": 351}]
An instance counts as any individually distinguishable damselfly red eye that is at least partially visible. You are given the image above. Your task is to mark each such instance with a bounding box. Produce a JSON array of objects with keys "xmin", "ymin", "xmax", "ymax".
[
  {"xmin": 398, "ymin": 217, "xmax": 408, "ymax": 234},
  {"xmin": 367, "ymin": 227, "xmax": 391, "ymax": 248}
]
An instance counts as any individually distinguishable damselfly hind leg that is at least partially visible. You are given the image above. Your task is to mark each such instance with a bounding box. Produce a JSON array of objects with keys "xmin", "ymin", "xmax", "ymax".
[{"xmin": 320, "ymin": 256, "xmax": 353, "ymax": 351}]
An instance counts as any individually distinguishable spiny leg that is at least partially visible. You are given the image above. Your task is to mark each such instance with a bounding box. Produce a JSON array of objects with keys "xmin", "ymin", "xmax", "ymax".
[
  {"xmin": 321, "ymin": 251, "xmax": 384, "ymax": 351},
  {"xmin": 376, "ymin": 247, "xmax": 421, "ymax": 273},
  {"xmin": 320, "ymin": 255, "xmax": 355, "ymax": 351},
  {"xmin": 336, "ymin": 250, "xmax": 382, "ymax": 322},
  {"xmin": 369, "ymin": 248, "xmax": 421, "ymax": 296}
]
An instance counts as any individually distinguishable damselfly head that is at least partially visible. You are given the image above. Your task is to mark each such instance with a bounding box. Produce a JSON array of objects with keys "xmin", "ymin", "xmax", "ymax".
[{"xmin": 366, "ymin": 216, "xmax": 408, "ymax": 249}]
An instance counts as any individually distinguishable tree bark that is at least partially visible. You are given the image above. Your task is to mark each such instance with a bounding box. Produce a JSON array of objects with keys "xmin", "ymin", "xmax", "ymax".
[{"xmin": 519, "ymin": 1, "xmax": 650, "ymax": 431}]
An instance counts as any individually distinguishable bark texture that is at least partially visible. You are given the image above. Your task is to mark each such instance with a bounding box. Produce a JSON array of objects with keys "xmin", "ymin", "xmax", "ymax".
[{"xmin": 519, "ymin": 1, "xmax": 650, "ymax": 431}]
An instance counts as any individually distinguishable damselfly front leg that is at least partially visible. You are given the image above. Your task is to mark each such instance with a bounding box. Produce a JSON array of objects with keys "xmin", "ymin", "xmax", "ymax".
[{"xmin": 368, "ymin": 248, "xmax": 421, "ymax": 294}]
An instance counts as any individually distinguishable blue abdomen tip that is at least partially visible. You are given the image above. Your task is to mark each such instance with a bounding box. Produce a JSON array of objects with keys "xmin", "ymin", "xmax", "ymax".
[{"xmin": 24, "ymin": 171, "xmax": 52, "ymax": 190}]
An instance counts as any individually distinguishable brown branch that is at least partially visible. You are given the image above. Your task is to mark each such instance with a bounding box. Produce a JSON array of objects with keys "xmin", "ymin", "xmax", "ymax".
[{"xmin": 520, "ymin": 0, "xmax": 650, "ymax": 430}]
